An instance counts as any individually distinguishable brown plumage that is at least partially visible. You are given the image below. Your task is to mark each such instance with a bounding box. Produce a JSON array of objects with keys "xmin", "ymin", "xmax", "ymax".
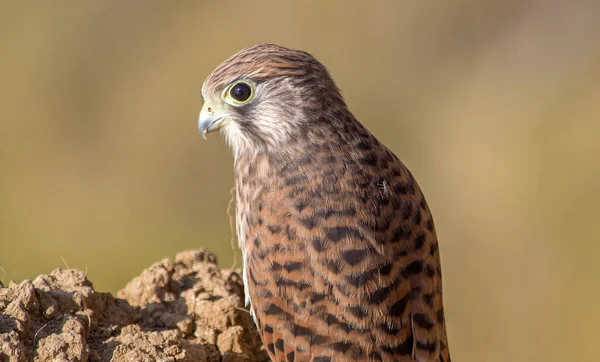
[{"xmin": 198, "ymin": 44, "xmax": 450, "ymax": 362}]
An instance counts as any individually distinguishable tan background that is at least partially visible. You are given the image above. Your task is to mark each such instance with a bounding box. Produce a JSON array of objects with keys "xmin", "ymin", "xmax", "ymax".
[{"xmin": 1, "ymin": 1, "xmax": 599, "ymax": 361}]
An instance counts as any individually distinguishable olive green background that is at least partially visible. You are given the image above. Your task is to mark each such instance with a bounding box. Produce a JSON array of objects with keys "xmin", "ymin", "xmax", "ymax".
[{"xmin": 1, "ymin": 2, "xmax": 599, "ymax": 361}]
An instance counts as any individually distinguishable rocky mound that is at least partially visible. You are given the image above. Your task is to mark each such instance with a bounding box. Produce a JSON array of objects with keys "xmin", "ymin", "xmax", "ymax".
[{"xmin": 0, "ymin": 250, "xmax": 267, "ymax": 362}]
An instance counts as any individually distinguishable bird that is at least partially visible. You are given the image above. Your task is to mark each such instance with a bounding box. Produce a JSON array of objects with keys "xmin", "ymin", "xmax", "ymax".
[{"xmin": 198, "ymin": 44, "xmax": 450, "ymax": 362}]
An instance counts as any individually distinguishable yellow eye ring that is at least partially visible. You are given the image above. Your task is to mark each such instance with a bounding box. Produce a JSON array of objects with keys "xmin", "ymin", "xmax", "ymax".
[{"xmin": 223, "ymin": 80, "xmax": 255, "ymax": 105}]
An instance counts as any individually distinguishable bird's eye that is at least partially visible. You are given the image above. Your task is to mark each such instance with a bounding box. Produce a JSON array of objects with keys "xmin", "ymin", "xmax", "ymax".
[{"xmin": 230, "ymin": 82, "xmax": 252, "ymax": 103}]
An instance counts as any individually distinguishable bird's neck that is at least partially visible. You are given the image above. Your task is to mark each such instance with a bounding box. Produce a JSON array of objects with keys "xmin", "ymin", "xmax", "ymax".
[{"xmin": 234, "ymin": 117, "xmax": 378, "ymax": 187}]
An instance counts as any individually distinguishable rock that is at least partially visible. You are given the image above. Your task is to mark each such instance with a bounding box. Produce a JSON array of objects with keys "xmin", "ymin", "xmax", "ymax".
[{"xmin": 0, "ymin": 249, "xmax": 267, "ymax": 362}]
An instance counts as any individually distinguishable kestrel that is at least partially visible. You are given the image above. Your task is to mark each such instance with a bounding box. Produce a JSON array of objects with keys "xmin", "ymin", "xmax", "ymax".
[{"xmin": 198, "ymin": 44, "xmax": 450, "ymax": 362}]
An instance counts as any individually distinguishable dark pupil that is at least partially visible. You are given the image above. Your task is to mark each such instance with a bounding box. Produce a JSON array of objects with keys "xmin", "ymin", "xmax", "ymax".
[{"xmin": 231, "ymin": 83, "xmax": 251, "ymax": 102}]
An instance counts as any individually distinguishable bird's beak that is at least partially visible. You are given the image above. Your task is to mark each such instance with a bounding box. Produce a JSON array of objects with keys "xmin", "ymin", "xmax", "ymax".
[{"xmin": 198, "ymin": 103, "xmax": 228, "ymax": 140}]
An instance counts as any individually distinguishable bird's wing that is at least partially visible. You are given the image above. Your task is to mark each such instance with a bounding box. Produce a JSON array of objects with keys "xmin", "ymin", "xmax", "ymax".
[
  {"xmin": 339, "ymin": 147, "xmax": 449, "ymax": 361},
  {"xmin": 299, "ymin": 148, "xmax": 449, "ymax": 361}
]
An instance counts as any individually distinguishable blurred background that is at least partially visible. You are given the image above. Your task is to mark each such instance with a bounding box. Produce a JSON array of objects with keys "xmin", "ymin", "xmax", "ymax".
[{"xmin": 1, "ymin": 1, "xmax": 599, "ymax": 361}]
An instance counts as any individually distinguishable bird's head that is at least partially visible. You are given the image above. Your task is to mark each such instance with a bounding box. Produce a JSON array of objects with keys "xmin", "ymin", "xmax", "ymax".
[{"xmin": 199, "ymin": 44, "xmax": 345, "ymax": 156}]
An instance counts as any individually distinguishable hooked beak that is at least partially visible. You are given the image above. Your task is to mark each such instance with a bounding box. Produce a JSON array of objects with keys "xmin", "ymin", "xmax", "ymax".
[{"xmin": 198, "ymin": 103, "xmax": 228, "ymax": 140}]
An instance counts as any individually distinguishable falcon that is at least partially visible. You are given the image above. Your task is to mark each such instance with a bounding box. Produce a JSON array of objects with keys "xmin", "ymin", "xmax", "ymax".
[{"xmin": 198, "ymin": 44, "xmax": 450, "ymax": 362}]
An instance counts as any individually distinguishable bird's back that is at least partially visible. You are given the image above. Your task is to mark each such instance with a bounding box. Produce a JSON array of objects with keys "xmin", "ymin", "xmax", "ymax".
[{"xmin": 235, "ymin": 118, "xmax": 450, "ymax": 362}]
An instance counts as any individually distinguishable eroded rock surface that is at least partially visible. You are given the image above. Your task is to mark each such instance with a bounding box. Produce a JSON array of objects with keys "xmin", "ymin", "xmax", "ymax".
[{"xmin": 0, "ymin": 249, "xmax": 267, "ymax": 362}]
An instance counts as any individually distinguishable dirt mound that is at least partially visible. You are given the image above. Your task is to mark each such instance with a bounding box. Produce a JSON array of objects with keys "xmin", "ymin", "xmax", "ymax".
[{"xmin": 0, "ymin": 250, "xmax": 268, "ymax": 362}]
